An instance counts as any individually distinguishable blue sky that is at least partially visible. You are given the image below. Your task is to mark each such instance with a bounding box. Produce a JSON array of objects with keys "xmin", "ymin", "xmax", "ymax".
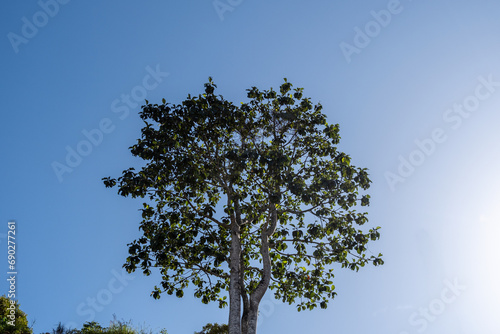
[{"xmin": 2, "ymin": 0, "xmax": 500, "ymax": 333}]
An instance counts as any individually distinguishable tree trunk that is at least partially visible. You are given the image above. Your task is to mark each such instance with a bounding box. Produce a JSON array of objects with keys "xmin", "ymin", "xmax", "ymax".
[
  {"xmin": 228, "ymin": 222, "xmax": 242, "ymax": 334},
  {"xmin": 245, "ymin": 205, "xmax": 277, "ymax": 334},
  {"xmin": 241, "ymin": 296, "xmax": 249, "ymax": 334},
  {"xmin": 240, "ymin": 260, "xmax": 250, "ymax": 334},
  {"xmin": 246, "ymin": 301, "xmax": 260, "ymax": 334}
]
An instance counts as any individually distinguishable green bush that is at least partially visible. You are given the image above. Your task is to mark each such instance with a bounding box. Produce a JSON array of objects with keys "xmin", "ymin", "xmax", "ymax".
[
  {"xmin": 0, "ymin": 295, "xmax": 32, "ymax": 334},
  {"xmin": 194, "ymin": 323, "xmax": 228, "ymax": 334},
  {"xmin": 49, "ymin": 317, "xmax": 168, "ymax": 334}
]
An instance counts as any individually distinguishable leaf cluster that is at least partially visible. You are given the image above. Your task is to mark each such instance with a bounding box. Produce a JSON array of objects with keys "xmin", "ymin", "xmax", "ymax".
[{"xmin": 0, "ymin": 296, "xmax": 32, "ymax": 334}]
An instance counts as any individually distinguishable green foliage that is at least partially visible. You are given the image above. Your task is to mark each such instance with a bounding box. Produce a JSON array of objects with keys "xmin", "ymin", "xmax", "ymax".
[
  {"xmin": 0, "ymin": 295, "xmax": 32, "ymax": 334},
  {"xmin": 51, "ymin": 322, "xmax": 78, "ymax": 334},
  {"xmin": 47, "ymin": 317, "xmax": 167, "ymax": 334},
  {"xmin": 194, "ymin": 323, "xmax": 228, "ymax": 334},
  {"xmin": 103, "ymin": 78, "xmax": 383, "ymax": 312},
  {"xmin": 81, "ymin": 321, "xmax": 104, "ymax": 334}
]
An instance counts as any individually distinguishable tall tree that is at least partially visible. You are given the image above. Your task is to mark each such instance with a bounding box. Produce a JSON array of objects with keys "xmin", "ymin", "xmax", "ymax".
[{"xmin": 103, "ymin": 78, "xmax": 383, "ymax": 334}]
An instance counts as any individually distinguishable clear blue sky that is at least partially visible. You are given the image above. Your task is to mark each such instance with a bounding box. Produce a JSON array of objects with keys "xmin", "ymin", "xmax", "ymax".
[{"xmin": 2, "ymin": 1, "xmax": 500, "ymax": 333}]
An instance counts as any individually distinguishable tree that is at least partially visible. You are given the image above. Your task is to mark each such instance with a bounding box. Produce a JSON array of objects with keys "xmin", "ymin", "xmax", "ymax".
[
  {"xmin": 103, "ymin": 78, "xmax": 384, "ymax": 334},
  {"xmin": 0, "ymin": 295, "xmax": 32, "ymax": 334},
  {"xmin": 195, "ymin": 323, "xmax": 228, "ymax": 334}
]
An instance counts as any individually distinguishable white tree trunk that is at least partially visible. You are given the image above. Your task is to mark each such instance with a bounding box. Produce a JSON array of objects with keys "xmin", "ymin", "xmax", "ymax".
[
  {"xmin": 229, "ymin": 223, "xmax": 242, "ymax": 334},
  {"xmin": 246, "ymin": 205, "xmax": 277, "ymax": 334}
]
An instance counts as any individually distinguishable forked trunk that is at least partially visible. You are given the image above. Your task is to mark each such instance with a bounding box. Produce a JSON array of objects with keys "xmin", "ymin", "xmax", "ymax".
[
  {"xmin": 232, "ymin": 204, "xmax": 277, "ymax": 334},
  {"xmin": 244, "ymin": 205, "xmax": 277, "ymax": 334}
]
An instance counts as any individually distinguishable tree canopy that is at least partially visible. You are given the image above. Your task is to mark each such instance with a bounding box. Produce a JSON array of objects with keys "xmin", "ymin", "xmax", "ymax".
[{"xmin": 103, "ymin": 78, "xmax": 383, "ymax": 334}]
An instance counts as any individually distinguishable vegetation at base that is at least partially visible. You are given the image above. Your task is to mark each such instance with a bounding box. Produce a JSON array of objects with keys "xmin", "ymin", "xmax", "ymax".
[
  {"xmin": 1, "ymin": 298, "xmax": 223, "ymax": 334},
  {"xmin": 42, "ymin": 317, "xmax": 168, "ymax": 334},
  {"xmin": 194, "ymin": 323, "xmax": 228, "ymax": 334}
]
